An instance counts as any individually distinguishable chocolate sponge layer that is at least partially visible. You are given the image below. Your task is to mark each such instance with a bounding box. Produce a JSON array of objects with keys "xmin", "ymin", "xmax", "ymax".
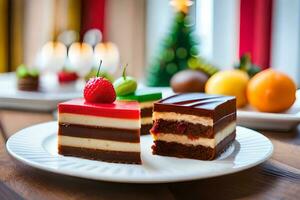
[
  {"xmin": 59, "ymin": 145, "xmax": 141, "ymax": 164},
  {"xmin": 141, "ymin": 107, "xmax": 153, "ymax": 117},
  {"xmin": 59, "ymin": 124, "xmax": 140, "ymax": 143},
  {"xmin": 152, "ymin": 131, "xmax": 236, "ymax": 160}
]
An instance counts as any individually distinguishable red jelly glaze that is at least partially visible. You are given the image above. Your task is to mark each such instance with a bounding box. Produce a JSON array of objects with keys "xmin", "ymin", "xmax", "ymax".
[{"xmin": 58, "ymin": 98, "xmax": 140, "ymax": 119}]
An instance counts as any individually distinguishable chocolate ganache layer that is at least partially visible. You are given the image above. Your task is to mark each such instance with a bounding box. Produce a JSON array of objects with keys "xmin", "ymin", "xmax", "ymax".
[
  {"xmin": 59, "ymin": 124, "xmax": 140, "ymax": 143},
  {"xmin": 154, "ymin": 93, "xmax": 236, "ymax": 121}
]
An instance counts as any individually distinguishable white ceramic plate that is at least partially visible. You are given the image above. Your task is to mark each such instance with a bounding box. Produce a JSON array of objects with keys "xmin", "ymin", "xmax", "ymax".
[
  {"xmin": 237, "ymin": 90, "xmax": 300, "ymax": 131},
  {"xmin": 0, "ymin": 73, "xmax": 84, "ymax": 111},
  {"xmin": 6, "ymin": 121, "xmax": 273, "ymax": 183}
]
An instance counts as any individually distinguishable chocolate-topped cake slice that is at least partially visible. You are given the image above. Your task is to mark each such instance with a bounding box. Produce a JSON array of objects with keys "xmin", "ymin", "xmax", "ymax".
[{"xmin": 150, "ymin": 93, "xmax": 236, "ymax": 160}]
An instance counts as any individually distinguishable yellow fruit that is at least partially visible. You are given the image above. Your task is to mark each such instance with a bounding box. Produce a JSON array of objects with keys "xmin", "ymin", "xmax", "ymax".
[
  {"xmin": 247, "ymin": 69, "xmax": 296, "ymax": 112},
  {"xmin": 205, "ymin": 70, "xmax": 249, "ymax": 107}
]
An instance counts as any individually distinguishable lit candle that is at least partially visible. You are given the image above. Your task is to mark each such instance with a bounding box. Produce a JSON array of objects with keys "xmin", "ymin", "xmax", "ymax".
[
  {"xmin": 94, "ymin": 42, "xmax": 119, "ymax": 74},
  {"xmin": 68, "ymin": 42, "xmax": 94, "ymax": 77},
  {"xmin": 39, "ymin": 41, "xmax": 67, "ymax": 73}
]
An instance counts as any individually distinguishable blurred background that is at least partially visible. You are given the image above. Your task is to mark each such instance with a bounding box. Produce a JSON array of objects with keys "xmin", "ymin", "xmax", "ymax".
[{"xmin": 0, "ymin": 0, "xmax": 299, "ymax": 85}]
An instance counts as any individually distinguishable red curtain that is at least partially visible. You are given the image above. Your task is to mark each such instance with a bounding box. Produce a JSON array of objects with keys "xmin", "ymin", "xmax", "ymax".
[
  {"xmin": 81, "ymin": 0, "xmax": 106, "ymax": 40},
  {"xmin": 239, "ymin": 0, "xmax": 273, "ymax": 69}
]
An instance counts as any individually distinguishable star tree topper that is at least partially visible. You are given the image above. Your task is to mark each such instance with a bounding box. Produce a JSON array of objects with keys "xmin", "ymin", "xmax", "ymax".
[{"xmin": 170, "ymin": 0, "xmax": 193, "ymax": 13}]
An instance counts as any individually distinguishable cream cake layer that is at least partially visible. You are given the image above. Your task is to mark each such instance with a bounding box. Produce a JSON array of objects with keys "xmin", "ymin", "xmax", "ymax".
[
  {"xmin": 141, "ymin": 117, "xmax": 152, "ymax": 125},
  {"xmin": 58, "ymin": 136, "xmax": 140, "ymax": 152},
  {"xmin": 153, "ymin": 111, "xmax": 213, "ymax": 126},
  {"xmin": 59, "ymin": 113, "xmax": 140, "ymax": 130},
  {"xmin": 140, "ymin": 101, "xmax": 156, "ymax": 109},
  {"xmin": 152, "ymin": 122, "xmax": 236, "ymax": 148}
]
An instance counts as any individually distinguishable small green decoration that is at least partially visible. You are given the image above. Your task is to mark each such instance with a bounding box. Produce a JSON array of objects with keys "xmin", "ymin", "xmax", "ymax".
[
  {"xmin": 16, "ymin": 64, "xmax": 39, "ymax": 78},
  {"xmin": 235, "ymin": 53, "xmax": 261, "ymax": 77},
  {"xmin": 113, "ymin": 64, "xmax": 137, "ymax": 96},
  {"xmin": 117, "ymin": 89, "xmax": 162, "ymax": 103}
]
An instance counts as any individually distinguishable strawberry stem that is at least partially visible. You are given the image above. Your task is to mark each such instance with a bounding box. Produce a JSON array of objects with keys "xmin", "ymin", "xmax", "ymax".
[
  {"xmin": 122, "ymin": 63, "xmax": 128, "ymax": 80},
  {"xmin": 97, "ymin": 60, "xmax": 103, "ymax": 77}
]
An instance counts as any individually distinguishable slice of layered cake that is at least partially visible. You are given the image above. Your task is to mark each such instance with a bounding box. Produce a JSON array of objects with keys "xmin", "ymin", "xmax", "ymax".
[
  {"xmin": 58, "ymin": 99, "xmax": 141, "ymax": 164},
  {"xmin": 150, "ymin": 93, "xmax": 236, "ymax": 160},
  {"xmin": 117, "ymin": 89, "xmax": 162, "ymax": 135}
]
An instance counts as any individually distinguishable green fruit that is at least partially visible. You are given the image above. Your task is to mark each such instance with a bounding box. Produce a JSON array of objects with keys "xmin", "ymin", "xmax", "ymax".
[
  {"xmin": 29, "ymin": 68, "xmax": 39, "ymax": 77},
  {"xmin": 16, "ymin": 64, "xmax": 39, "ymax": 78},
  {"xmin": 113, "ymin": 65, "xmax": 137, "ymax": 96},
  {"xmin": 114, "ymin": 76, "xmax": 137, "ymax": 96},
  {"xmin": 16, "ymin": 65, "xmax": 28, "ymax": 78}
]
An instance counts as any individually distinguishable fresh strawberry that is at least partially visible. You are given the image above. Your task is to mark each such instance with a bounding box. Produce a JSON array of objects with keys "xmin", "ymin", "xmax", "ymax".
[
  {"xmin": 58, "ymin": 71, "xmax": 78, "ymax": 83},
  {"xmin": 84, "ymin": 77, "xmax": 116, "ymax": 103}
]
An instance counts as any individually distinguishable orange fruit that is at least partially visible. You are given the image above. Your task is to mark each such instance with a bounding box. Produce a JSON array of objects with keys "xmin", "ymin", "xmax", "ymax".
[
  {"xmin": 205, "ymin": 70, "xmax": 249, "ymax": 108},
  {"xmin": 247, "ymin": 69, "xmax": 296, "ymax": 112}
]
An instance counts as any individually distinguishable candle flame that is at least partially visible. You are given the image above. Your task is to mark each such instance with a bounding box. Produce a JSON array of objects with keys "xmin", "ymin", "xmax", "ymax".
[{"xmin": 170, "ymin": 0, "xmax": 193, "ymax": 13}]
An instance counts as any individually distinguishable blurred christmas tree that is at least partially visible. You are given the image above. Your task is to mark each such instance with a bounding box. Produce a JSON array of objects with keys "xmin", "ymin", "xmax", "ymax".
[{"xmin": 147, "ymin": 0, "xmax": 218, "ymax": 86}]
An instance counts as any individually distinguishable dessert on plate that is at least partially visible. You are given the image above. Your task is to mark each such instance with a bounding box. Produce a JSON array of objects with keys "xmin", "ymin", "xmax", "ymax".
[
  {"xmin": 118, "ymin": 89, "xmax": 162, "ymax": 135},
  {"xmin": 58, "ymin": 68, "xmax": 142, "ymax": 164},
  {"xmin": 150, "ymin": 93, "xmax": 236, "ymax": 160},
  {"xmin": 58, "ymin": 99, "xmax": 141, "ymax": 164},
  {"xmin": 16, "ymin": 65, "xmax": 40, "ymax": 91}
]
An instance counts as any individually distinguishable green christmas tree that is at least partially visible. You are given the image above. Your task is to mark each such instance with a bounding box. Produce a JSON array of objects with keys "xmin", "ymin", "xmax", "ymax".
[{"xmin": 147, "ymin": 0, "xmax": 218, "ymax": 86}]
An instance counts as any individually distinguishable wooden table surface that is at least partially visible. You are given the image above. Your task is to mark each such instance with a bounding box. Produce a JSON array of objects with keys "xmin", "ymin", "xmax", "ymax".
[{"xmin": 0, "ymin": 109, "xmax": 299, "ymax": 200}]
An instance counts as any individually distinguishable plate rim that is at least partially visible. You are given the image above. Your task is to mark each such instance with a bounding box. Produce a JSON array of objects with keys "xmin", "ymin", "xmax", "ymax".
[
  {"xmin": 236, "ymin": 89, "xmax": 300, "ymax": 122},
  {"xmin": 237, "ymin": 110, "xmax": 300, "ymax": 121},
  {"xmin": 6, "ymin": 121, "xmax": 274, "ymax": 183}
]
